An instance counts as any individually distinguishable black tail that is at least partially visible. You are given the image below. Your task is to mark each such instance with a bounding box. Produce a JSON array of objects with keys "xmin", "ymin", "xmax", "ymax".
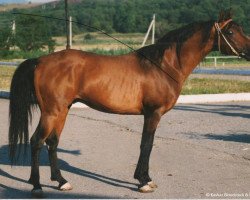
[{"xmin": 9, "ymin": 58, "xmax": 39, "ymax": 164}]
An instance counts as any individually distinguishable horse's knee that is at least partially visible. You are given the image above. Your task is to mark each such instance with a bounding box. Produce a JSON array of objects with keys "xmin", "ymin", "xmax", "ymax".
[
  {"xmin": 30, "ymin": 123, "xmax": 45, "ymax": 150},
  {"xmin": 30, "ymin": 135, "xmax": 43, "ymax": 150},
  {"xmin": 45, "ymin": 132, "xmax": 59, "ymax": 150}
]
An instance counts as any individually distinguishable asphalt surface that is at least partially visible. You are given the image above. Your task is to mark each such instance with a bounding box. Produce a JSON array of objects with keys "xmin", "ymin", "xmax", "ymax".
[{"xmin": 0, "ymin": 99, "xmax": 250, "ymax": 199}]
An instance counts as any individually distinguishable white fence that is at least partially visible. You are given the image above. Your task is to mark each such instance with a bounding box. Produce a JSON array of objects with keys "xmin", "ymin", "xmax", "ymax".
[
  {"xmin": 204, "ymin": 56, "xmax": 238, "ymax": 67},
  {"xmin": 199, "ymin": 56, "xmax": 249, "ymax": 68},
  {"xmin": 0, "ymin": 62, "xmax": 19, "ymax": 67}
]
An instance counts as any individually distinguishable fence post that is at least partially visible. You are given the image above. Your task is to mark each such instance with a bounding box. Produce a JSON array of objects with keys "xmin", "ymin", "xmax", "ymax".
[{"xmin": 69, "ymin": 16, "xmax": 72, "ymax": 48}]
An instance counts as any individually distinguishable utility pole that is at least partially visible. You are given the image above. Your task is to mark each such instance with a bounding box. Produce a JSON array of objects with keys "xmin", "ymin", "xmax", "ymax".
[
  {"xmin": 69, "ymin": 16, "xmax": 72, "ymax": 47},
  {"xmin": 152, "ymin": 14, "xmax": 155, "ymax": 44},
  {"xmin": 65, "ymin": 0, "xmax": 70, "ymax": 49},
  {"xmin": 141, "ymin": 14, "xmax": 156, "ymax": 47}
]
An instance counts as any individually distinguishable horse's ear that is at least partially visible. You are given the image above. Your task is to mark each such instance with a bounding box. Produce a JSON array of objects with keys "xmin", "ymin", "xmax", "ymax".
[
  {"xmin": 218, "ymin": 10, "xmax": 225, "ymax": 22},
  {"xmin": 225, "ymin": 8, "xmax": 233, "ymax": 20},
  {"xmin": 218, "ymin": 9, "xmax": 233, "ymax": 22}
]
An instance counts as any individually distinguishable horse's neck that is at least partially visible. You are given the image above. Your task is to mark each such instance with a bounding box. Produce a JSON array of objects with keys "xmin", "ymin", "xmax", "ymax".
[
  {"xmin": 161, "ymin": 27, "xmax": 216, "ymax": 84},
  {"xmin": 179, "ymin": 29, "xmax": 216, "ymax": 81}
]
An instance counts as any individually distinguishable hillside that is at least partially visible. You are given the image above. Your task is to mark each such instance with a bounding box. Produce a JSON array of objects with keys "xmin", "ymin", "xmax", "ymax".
[
  {"xmin": 0, "ymin": 0, "xmax": 249, "ymax": 37},
  {"xmin": 0, "ymin": 3, "xmax": 41, "ymax": 11}
]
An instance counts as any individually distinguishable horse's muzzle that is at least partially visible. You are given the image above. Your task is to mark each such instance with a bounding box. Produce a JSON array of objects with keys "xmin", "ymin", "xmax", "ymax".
[{"xmin": 240, "ymin": 47, "xmax": 250, "ymax": 61}]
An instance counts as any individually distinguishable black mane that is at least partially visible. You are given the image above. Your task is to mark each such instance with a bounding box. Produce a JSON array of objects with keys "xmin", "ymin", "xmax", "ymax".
[{"xmin": 136, "ymin": 20, "xmax": 215, "ymax": 66}]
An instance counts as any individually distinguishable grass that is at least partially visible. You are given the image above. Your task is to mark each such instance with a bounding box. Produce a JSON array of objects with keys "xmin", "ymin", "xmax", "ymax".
[
  {"xmin": 1, "ymin": 66, "xmax": 250, "ymax": 95},
  {"xmin": 0, "ymin": 66, "xmax": 15, "ymax": 90},
  {"xmin": 54, "ymin": 32, "xmax": 145, "ymax": 51},
  {"xmin": 182, "ymin": 78, "xmax": 250, "ymax": 95}
]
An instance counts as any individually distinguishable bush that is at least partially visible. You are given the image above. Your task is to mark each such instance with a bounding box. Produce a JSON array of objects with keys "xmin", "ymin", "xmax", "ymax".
[
  {"xmin": 0, "ymin": 50, "xmax": 48, "ymax": 60},
  {"xmin": 88, "ymin": 48, "xmax": 131, "ymax": 55},
  {"xmin": 84, "ymin": 33, "xmax": 95, "ymax": 40}
]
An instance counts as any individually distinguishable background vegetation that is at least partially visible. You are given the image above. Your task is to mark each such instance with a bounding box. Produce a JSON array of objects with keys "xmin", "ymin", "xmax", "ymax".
[
  {"xmin": 0, "ymin": 0, "xmax": 250, "ymax": 53},
  {"xmin": 22, "ymin": 0, "xmax": 250, "ymax": 35}
]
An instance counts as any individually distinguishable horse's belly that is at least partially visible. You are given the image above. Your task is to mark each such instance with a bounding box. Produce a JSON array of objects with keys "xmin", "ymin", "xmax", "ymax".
[{"xmin": 79, "ymin": 78, "xmax": 143, "ymax": 114}]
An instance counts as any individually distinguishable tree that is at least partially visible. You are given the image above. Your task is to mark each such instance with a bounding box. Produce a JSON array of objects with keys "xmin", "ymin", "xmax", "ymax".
[
  {"xmin": 0, "ymin": 24, "xmax": 12, "ymax": 50},
  {"xmin": 15, "ymin": 15, "xmax": 55, "ymax": 52},
  {"xmin": 1, "ymin": 0, "xmax": 249, "ymax": 35}
]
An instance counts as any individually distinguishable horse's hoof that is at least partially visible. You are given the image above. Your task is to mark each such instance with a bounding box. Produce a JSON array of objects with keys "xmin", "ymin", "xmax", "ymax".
[
  {"xmin": 59, "ymin": 182, "xmax": 73, "ymax": 191},
  {"xmin": 31, "ymin": 189, "xmax": 43, "ymax": 198},
  {"xmin": 138, "ymin": 184, "xmax": 154, "ymax": 193},
  {"xmin": 147, "ymin": 181, "xmax": 158, "ymax": 188}
]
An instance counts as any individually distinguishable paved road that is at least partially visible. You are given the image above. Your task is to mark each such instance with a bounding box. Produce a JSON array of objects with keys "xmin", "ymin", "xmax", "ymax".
[{"xmin": 0, "ymin": 99, "xmax": 250, "ymax": 199}]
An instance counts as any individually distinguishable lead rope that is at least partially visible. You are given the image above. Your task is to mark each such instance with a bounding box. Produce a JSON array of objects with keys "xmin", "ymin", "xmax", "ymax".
[{"xmin": 214, "ymin": 21, "xmax": 240, "ymax": 57}]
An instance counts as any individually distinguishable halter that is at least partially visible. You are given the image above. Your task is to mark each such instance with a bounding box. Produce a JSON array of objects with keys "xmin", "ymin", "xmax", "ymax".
[{"xmin": 214, "ymin": 19, "xmax": 241, "ymax": 57}]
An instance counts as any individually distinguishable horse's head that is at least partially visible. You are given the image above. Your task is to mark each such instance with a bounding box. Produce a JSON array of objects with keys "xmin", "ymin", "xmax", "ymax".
[{"xmin": 215, "ymin": 10, "xmax": 250, "ymax": 61}]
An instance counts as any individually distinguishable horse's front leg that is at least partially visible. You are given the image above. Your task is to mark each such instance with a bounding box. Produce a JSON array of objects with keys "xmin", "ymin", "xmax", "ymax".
[{"xmin": 134, "ymin": 110, "xmax": 161, "ymax": 193}]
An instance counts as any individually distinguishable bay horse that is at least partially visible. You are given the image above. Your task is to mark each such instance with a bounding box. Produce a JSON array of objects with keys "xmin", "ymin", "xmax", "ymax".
[{"xmin": 8, "ymin": 10, "xmax": 250, "ymax": 197}]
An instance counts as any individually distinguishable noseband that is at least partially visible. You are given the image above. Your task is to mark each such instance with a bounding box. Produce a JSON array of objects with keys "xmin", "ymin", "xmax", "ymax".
[{"xmin": 214, "ymin": 19, "xmax": 244, "ymax": 57}]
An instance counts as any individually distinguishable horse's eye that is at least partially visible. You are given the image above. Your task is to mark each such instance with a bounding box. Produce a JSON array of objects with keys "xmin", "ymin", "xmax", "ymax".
[{"xmin": 227, "ymin": 30, "xmax": 233, "ymax": 35}]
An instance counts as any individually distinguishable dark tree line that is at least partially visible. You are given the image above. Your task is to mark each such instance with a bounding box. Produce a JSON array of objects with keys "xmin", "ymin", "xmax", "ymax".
[
  {"xmin": 44, "ymin": 0, "xmax": 249, "ymax": 35},
  {"xmin": 0, "ymin": 0, "xmax": 249, "ymax": 51}
]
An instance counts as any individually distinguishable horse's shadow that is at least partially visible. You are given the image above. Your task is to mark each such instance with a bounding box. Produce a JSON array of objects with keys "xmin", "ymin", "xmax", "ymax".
[
  {"xmin": 0, "ymin": 183, "xmax": 120, "ymax": 199},
  {"xmin": 0, "ymin": 144, "xmax": 137, "ymax": 193}
]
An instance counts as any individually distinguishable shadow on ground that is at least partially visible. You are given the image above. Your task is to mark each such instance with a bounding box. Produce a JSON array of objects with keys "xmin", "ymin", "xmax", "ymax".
[
  {"xmin": 178, "ymin": 131, "xmax": 250, "ymax": 144},
  {"xmin": 203, "ymin": 132, "xmax": 250, "ymax": 143},
  {"xmin": 0, "ymin": 144, "xmax": 137, "ymax": 198},
  {"xmin": 0, "ymin": 183, "xmax": 119, "ymax": 199},
  {"xmin": 175, "ymin": 104, "xmax": 250, "ymax": 119}
]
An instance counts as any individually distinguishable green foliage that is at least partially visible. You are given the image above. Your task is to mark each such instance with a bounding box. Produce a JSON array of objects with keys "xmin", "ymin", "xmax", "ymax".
[
  {"xmin": 15, "ymin": 15, "xmax": 55, "ymax": 51},
  {"xmin": 0, "ymin": 49, "xmax": 48, "ymax": 59},
  {"xmin": 84, "ymin": 33, "xmax": 95, "ymax": 40},
  {"xmin": 0, "ymin": 0, "xmax": 249, "ymax": 38},
  {"xmin": 74, "ymin": 0, "xmax": 250, "ymax": 34},
  {"xmin": 0, "ymin": 22, "xmax": 13, "ymax": 50},
  {"xmin": 88, "ymin": 48, "xmax": 131, "ymax": 55}
]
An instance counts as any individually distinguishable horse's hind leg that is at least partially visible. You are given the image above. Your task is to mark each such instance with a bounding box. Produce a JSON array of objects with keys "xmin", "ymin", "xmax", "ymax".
[
  {"xmin": 29, "ymin": 109, "xmax": 70, "ymax": 197},
  {"xmin": 28, "ymin": 121, "xmax": 44, "ymax": 197},
  {"xmin": 45, "ymin": 110, "xmax": 72, "ymax": 191}
]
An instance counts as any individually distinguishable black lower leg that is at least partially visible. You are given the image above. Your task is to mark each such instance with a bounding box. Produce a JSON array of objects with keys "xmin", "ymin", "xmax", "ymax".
[
  {"xmin": 29, "ymin": 128, "xmax": 44, "ymax": 190},
  {"xmin": 46, "ymin": 133, "xmax": 67, "ymax": 187},
  {"xmin": 134, "ymin": 112, "xmax": 160, "ymax": 187},
  {"xmin": 134, "ymin": 142, "xmax": 154, "ymax": 187}
]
